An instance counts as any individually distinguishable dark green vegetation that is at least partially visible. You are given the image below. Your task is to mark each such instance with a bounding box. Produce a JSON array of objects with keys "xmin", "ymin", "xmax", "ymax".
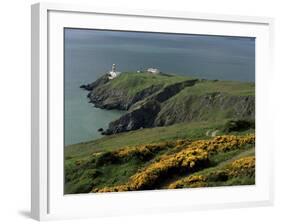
[
  {"xmin": 223, "ymin": 119, "xmax": 255, "ymax": 133},
  {"xmin": 66, "ymin": 72, "xmax": 255, "ymax": 194}
]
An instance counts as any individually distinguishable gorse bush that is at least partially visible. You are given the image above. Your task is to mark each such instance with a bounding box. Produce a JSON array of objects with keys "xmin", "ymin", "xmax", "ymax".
[
  {"xmin": 93, "ymin": 147, "xmax": 209, "ymax": 192},
  {"xmin": 168, "ymin": 175, "xmax": 208, "ymax": 189},
  {"xmin": 65, "ymin": 139, "xmax": 191, "ymax": 194},
  {"xmin": 128, "ymin": 148, "xmax": 209, "ymax": 189},
  {"xmin": 223, "ymin": 119, "xmax": 255, "ymax": 133},
  {"xmin": 93, "ymin": 134, "xmax": 255, "ymax": 193},
  {"xmin": 229, "ymin": 156, "xmax": 255, "ymax": 178},
  {"xmin": 168, "ymin": 156, "xmax": 255, "ymax": 189},
  {"xmin": 93, "ymin": 140, "xmax": 190, "ymax": 166},
  {"xmin": 187, "ymin": 134, "xmax": 255, "ymax": 154}
]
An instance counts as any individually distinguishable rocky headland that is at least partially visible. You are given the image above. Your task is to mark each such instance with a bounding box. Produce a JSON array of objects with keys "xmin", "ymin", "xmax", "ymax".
[{"xmin": 81, "ymin": 72, "xmax": 255, "ymax": 135}]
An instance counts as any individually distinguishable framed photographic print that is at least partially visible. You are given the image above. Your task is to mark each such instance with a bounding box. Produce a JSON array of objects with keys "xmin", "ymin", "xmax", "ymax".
[{"xmin": 31, "ymin": 2, "xmax": 274, "ymax": 221}]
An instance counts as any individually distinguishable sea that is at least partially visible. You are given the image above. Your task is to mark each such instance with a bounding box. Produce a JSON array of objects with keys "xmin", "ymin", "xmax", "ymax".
[{"xmin": 64, "ymin": 28, "xmax": 255, "ymax": 146}]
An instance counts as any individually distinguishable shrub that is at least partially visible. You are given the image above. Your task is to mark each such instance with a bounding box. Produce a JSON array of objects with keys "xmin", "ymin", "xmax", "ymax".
[
  {"xmin": 93, "ymin": 147, "xmax": 209, "ymax": 192},
  {"xmin": 169, "ymin": 175, "xmax": 207, "ymax": 189},
  {"xmin": 168, "ymin": 156, "xmax": 255, "ymax": 189},
  {"xmin": 228, "ymin": 156, "xmax": 255, "ymax": 178},
  {"xmin": 189, "ymin": 134, "xmax": 255, "ymax": 154},
  {"xmin": 94, "ymin": 140, "xmax": 189, "ymax": 166},
  {"xmin": 207, "ymin": 170, "xmax": 229, "ymax": 182},
  {"xmin": 223, "ymin": 119, "xmax": 255, "ymax": 133}
]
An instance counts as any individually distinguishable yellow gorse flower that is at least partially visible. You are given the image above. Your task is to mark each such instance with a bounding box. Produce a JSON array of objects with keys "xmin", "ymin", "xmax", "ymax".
[
  {"xmin": 93, "ymin": 134, "xmax": 255, "ymax": 193},
  {"xmin": 92, "ymin": 139, "xmax": 190, "ymax": 161},
  {"xmin": 168, "ymin": 156, "xmax": 255, "ymax": 189},
  {"xmin": 229, "ymin": 156, "xmax": 255, "ymax": 177}
]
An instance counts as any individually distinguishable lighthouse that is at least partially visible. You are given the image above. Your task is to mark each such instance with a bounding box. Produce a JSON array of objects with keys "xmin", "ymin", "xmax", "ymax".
[
  {"xmin": 112, "ymin": 64, "xmax": 116, "ymax": 72},
  {"xmin": 108, "ymin": 64, "xmax": 120, "ymax": 79}
]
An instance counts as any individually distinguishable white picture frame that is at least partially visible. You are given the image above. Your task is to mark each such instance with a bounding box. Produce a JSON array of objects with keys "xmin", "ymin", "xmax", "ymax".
[{"xmin": 31, "ymin": 2, "xmax": 274, "ymax": 221}]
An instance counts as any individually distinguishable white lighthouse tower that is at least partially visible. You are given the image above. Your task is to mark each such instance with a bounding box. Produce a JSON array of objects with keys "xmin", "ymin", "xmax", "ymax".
[
  {"xmin": 108, "ymin": 63, "xmax": 120, "ymax": 79},
  {"xmin": 112, "ymin": 64, "xmax": 116, "ymax": 72}
]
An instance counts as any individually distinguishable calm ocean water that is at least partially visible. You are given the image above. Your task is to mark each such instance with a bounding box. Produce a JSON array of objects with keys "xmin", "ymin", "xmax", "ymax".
[{"xmin": 64, "ymin": 29, "xmax": 255, "ymax": 146}]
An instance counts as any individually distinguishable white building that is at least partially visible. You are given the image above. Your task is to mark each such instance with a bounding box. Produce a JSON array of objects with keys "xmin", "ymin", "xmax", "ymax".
[
  {"xmin": 147, "ymin": 68, "xmax": 160, "ymax": 74},
  {"xmin": 108, "ymin": 64, "xmax": 121, "ymax": 79}
]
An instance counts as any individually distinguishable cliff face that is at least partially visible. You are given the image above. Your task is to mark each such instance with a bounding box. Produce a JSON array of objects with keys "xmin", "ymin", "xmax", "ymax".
[
  {"xmin": 154, "ymin": 94, "xmax": 255, "ymax": 126},
  {"xmin": 88, "ymin": 82, "xmax": 163, "ymax": 110},
  {"xmin": 81, "ymin": 72, "xmax": 255, "ymax": 135}
]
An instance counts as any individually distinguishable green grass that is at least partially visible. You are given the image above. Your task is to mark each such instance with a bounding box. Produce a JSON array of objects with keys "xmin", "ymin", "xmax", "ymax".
[
  {"xmin": 65, "ymin": 120, "xmax": 225, "ymax": 159},
  {"xmin": 65, "ymin": 117, "xmax": 255, "ymax": 159},
  {"xmin": 175, "ymin": 80, "xmax": 255, "ymax": 97},
  {"xmin": 207, "ymin": 147, "xmax": 254, "ymax": 169},
  {"xmin": 102, "ymin": 72, "xmax": 254, "ymax": 98},
  {"xmin": 159, "ymin": 80, "xmax": 254, "ymax": 115},
  {"xmin": 65, "ymin": 159, "xmax": 143, "ymax": 194},
  {"xmin": 102, "ymin": 72, "xmax": 193, "ymax": 96}
]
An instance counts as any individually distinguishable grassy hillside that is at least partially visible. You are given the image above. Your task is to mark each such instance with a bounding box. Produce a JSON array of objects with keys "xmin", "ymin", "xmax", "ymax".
[
  {"xmin": 66, "ymin": 72, "xmax": 255, "ymax": 194},
  {"xmin": 65, "ymin": 120, "xmax": 220, "ymax": 158},
  {"xmin": 100, "ymin": 72, "xmax": 254, "ymax": 98},
  {"xmin": 65, "ymin": 119, "xmax": 253, "ymax": 159},
  {"xmin": 173, "ymin": 80, "xmax": 255, "ymax": 96},
  {"xmin": 103, "ymin": 72, "xmax": 193, "ymax": 96},
  {"xmin": 65, "ymin": 131, "xmax": 255, "ymax": 194},
  {"xmin": 155, "ymin": 81, "xmax": 254, "ymax": 125}
]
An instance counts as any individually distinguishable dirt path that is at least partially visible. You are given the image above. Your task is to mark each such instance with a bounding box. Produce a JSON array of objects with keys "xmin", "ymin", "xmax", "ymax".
[
  {"xmin": 211, "ymin": 130, "xmax": 219, "ymax": 137},
  {"xmin": 206, "ymin": 129, "xmax": 219, "ymax": 137}
]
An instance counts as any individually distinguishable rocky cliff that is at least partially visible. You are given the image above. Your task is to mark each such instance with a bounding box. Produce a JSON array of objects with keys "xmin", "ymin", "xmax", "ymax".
[{"xmin": 81, "ymin": 72, "xmax": 255, "ymax": 135}]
